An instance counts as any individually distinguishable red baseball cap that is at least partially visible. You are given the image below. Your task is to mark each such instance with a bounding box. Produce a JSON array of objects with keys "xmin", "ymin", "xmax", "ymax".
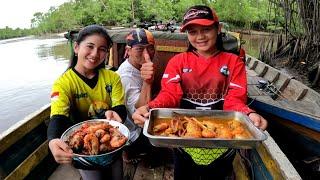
[{"xmin": 180, "ymin": 5, "xmax": 219, "ymax": 32}]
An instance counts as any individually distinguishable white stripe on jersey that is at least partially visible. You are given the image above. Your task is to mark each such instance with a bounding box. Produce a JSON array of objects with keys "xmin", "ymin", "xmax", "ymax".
[{"xmin": 230, "ymin": 82, "xmax": 243, "ymax": 88}]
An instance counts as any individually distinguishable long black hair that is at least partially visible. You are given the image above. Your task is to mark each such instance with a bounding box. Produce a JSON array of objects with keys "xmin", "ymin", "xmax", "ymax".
[
  {"xmin": 186, "ymin": 22, "xmax": 223, "ymax": 53},
  {"xmin": 68, "ymin": 25, "xmax": 113, "ymax": 70}
]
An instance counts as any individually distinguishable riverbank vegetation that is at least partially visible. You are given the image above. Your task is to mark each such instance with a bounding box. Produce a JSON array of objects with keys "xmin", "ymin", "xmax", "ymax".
[
  {"xmin": 2, "ymin": 0, "xmax": 274, "ymax": 39},
  {"xmin": 2, "ymin": 0, "xmax": 318, "ymax": 88},
  {"xmin": 260, "ymin": 0, "xmax": 320, "ymax": 88},
  {"xmin": 0, "ymin": 27, "xmax": 31, "ymax": 40}
]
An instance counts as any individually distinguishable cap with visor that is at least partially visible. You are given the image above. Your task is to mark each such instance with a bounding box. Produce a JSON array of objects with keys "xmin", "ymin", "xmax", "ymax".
[{"xmin": 180, "ymin": 5, "xmax": 219, "ymax": 32}]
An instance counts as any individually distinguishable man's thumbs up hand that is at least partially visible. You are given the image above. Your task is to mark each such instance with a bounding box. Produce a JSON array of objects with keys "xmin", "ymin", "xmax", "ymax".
[
  {"xmin": 141, "ymin": 49, "xmax": 154, "ymax": 84},
  {"xmin": 143, "ymin": 48, "xmax": 151, "ymax": 63}
]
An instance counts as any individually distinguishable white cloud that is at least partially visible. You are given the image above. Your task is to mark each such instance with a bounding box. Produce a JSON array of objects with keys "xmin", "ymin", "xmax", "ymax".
[{"xmin": 0, "ymin": 0, "xmax": 69, "ymax": 29}]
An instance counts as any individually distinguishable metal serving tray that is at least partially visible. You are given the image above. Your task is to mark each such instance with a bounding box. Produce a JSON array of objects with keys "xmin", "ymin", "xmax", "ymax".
[{"xmin": 143, "ymin": 108, "xmax": 267, "ymax": 149}]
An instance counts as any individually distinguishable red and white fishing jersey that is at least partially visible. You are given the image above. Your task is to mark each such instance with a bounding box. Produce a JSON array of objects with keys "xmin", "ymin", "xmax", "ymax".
[{"xmin": 148, "ymin": 51, "xmax": 254, "ymax": 115}]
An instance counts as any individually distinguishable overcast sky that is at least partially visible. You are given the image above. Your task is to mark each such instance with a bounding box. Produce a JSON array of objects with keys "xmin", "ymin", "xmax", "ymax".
[{"xmin": 0, "ymin": 0, "xmax": 69, "ymax": 29}]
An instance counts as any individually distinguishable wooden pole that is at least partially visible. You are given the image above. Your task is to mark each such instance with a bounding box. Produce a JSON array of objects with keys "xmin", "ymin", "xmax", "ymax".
[
  {"xmin": 312, "ymin": 64, "xmax": 320, "ymax": 87},
  {"xmin": 132, "ymin": 0, "xmax": 135, "ymax": 21}
]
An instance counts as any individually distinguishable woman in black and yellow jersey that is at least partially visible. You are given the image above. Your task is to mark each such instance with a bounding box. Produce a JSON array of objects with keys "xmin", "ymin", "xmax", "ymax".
[{"xmin": 47, "ymin": 25, "xmax": 126, "ymax": 180}]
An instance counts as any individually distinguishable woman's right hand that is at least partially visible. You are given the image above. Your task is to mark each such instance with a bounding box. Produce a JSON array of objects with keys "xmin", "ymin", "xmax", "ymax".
[
  {"xmin": 132, "ymin": 105, "xmax": 150, "ymax": 127},
  {"xmin": 48, "ymin": 138, "xmax": 73, "ymax": 164}
]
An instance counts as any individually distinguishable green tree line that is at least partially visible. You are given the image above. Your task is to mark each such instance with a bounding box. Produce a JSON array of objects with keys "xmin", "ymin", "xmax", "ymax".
[
  {"xmin": 0, "ymin": 27, "xmax": 31, "ymax": 40},
  {"xmin": 1, "ymin": 0, "xmax": 276, "ymax": 40}
]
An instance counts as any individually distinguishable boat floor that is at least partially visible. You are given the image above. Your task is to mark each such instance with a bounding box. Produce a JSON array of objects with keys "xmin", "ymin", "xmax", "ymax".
[{"xmin": 48, "ymin": 150, "xmax": 174, "ymax": 180}]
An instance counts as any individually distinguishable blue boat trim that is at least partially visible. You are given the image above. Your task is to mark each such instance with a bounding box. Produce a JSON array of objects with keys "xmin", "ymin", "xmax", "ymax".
[
  {"xmin": 250, "ymin": 100, "xmax": 320, "ymax": 132},
  {"xmin": 250, "ymin": 149, "xmax": 273, "ymax": 180}
]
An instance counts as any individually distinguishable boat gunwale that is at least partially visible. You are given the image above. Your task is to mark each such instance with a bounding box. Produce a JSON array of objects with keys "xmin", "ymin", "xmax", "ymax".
[{"xmin": 0, "ymin": 103, "xmax": 50, "ymax": 154}]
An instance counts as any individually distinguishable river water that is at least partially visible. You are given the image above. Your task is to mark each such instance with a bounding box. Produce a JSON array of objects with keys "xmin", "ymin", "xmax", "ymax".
[{"xmin": 0, "ymin": 35, "xmax": 69, "ymax": 133}]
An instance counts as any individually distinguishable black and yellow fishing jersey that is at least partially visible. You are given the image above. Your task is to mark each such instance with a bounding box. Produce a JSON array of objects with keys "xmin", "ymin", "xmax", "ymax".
[{"xmin": 50, "ymin": 68, "xmax": 125, "ymax": 122}]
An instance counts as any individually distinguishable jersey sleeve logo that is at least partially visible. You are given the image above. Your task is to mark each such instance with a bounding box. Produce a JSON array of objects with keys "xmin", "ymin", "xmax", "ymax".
[
  {"xmin": 162, "ymin": 74, "xmax": 169, "ymax": 78},
  {"xmin": 220, "ymin": 65, "xmax": 229, "ymax": 76},
  {"xmin": 183, "ymin": 68, "xmax": 192, "ymax": 73},
  {"xmin": 50, "ymin": 91, "xmax": 59, "ymax": 101},
  {"xmin": 166, "ymin": 74, "xmax": 181, "ymax": 83}
]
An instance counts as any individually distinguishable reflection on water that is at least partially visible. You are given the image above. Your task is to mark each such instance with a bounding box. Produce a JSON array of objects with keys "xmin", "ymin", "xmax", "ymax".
[
  {"xmin": 0, "ymin": 35, "xmax": 69, "ymax": 133},
  {"xmin": 242, "ymin": 34, "xmax": 275, "ymax": 58},
  {"xmin": 37, "ymin": 40, "xmax": 70, "ymax": 61}
]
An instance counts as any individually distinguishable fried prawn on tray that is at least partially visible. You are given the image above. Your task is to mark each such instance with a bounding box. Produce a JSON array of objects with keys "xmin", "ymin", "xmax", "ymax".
[
  {"xmin": 66, "ymin": 121, "xmax": 128, "ymax": 155},
  {"xmin": 152, "ymin": 116, "xmax": 252, "ymax": 139}
]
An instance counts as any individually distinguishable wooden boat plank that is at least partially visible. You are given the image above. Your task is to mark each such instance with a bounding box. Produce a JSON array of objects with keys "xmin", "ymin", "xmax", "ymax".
[
  {"xmin": 251, "ymin": 100, "xmax": 320, "ymax": 131},
  {"xmin": 249, "ymin": 93, "xmax": 281, "ymax": 106},
  {"xmin": 246, "ymin": 68, "xmax": 259, "ymax": 77},
  {"xmin": 247, "ymin": 84, "xmax": 265, "ymax": 96},
  {"xmin": 246, "ymin": 56, "xmax": 320, "ymax": 131},
  {"xmin": 249, "ymin": 60, "xmax": 258, "ymax": 70},
  {"xmin": 281, "ymin": 79, "xmax": 307, "ymax": 100},
  {"xmin": 250, "ymin": 84, "xmax": 320, "ymax": 118},
  {"xmin": 271, "ymin": 116, "xmax": 320, "ymax": 143},
  {"xmin": 255, "ymin": 62, "xmax": 268, "ymax": 77},
  {"xmin": 233, "ymin": 153, "xmax": 250, "ymax": 180},
  {"xmin": 0, "ymin": 123, "xmax": 47, "ymax": 179},
  {"xmin": 133, "ymin": 161, "xmax": 165, "ymax": 180},
  {"xmin": 163, "ymin": 164, "xmax": 174, "ymax": 180},
  {"xmin": 302, "ymin": 90, "xmax": 320, "ymax": 106},
  {"xmin": 295, "ymin": 89, "xmax": 308, "ymax": 101},
  {"xmin": 261, "ymin": 67, "xmax": 280, "ymax": 84},
  {"xmin": 247, "ymin": 74, "xmax": 265, "ymax": 85},
  {"xmin": 5, "ymin": 141, "xmax": 49, "ymax": 180},
  {"xmin": 123, "ymin": 161, "xmax": 138, "ymax": 180},
  {"xmin": 0, "ymin": 104, "xmax": 50, "ymax": 154},
  {"xmin": 256, "ymin": 131, "xmax": 302, "ymax": 180},
  {"xmin": 278, "ymin": 77, "xmax": 291, "ymax": 94},
  {"xmin": 277, "ymin": 100, "xmax": 320, "ymax": 117}
]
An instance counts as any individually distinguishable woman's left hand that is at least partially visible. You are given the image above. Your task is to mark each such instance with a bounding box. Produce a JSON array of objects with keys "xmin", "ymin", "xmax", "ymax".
[
  {"xmin": 248, "ymin": 112, "xmax": 268, "ymax": 130},
  {"xmin": 105, "ymin": 110, "xmax": 122, "ymax": 123}
]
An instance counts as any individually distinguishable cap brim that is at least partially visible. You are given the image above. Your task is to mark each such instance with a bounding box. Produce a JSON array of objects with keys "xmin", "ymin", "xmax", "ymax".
[{"xmin": 180, "ymin": 19, "xmax": 215, "ymax": 32}]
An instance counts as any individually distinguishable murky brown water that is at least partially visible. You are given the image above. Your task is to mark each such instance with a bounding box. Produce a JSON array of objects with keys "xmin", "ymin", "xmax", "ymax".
[
  {"xmin": 0, "ymin": 35, "xmax": 69, "ymax": 133},
  {"xmin": 242, "ymin": 33, "xmax": 275, "ymax": 58}
]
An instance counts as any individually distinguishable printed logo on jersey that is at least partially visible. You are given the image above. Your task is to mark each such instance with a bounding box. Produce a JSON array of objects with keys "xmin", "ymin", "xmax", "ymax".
[
  {"xmin": 51, "ymin": 91, "xmax": 59, "ymax": 101},
  {"xmin": 220, "ymin": 65, "xmax": 229, "ymax": 76},
  {"xmin": 105, "ymin": 84, "xmax": 112, "ymax": 93},
  {"xmin": 183, "ymin": 68, "xmax": 192, "ymax": 73},
  {"xmin": 162, "ymin": 74, "xmax": 169, "ymax": 78},
  {"xmin": 74, "ymin": 92, "xmax": 88, "ymax": 99},
  {"xmin": 166, "ymin": 74, "xmax": 181, "ymax": 83},
  {"xmin": 88, "ymin": 101, "xmax": 109, "ymax": 119}
]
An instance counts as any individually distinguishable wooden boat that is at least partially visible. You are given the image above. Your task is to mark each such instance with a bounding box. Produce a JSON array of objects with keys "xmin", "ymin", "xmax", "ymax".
[
  {"xmin": 0, "ymin": 30, "xmax": 303, "ymax": 180},
  {"xmin": 0, "ymin": 104, "xmax": 300, "ymax": 180},
  {"xmin": 245, "ymin": 55, "xmax": 320, "ymax": 178},
  {"xmin": 246, "ymin": 55, "xmax": 320, "ymax": 132}
]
